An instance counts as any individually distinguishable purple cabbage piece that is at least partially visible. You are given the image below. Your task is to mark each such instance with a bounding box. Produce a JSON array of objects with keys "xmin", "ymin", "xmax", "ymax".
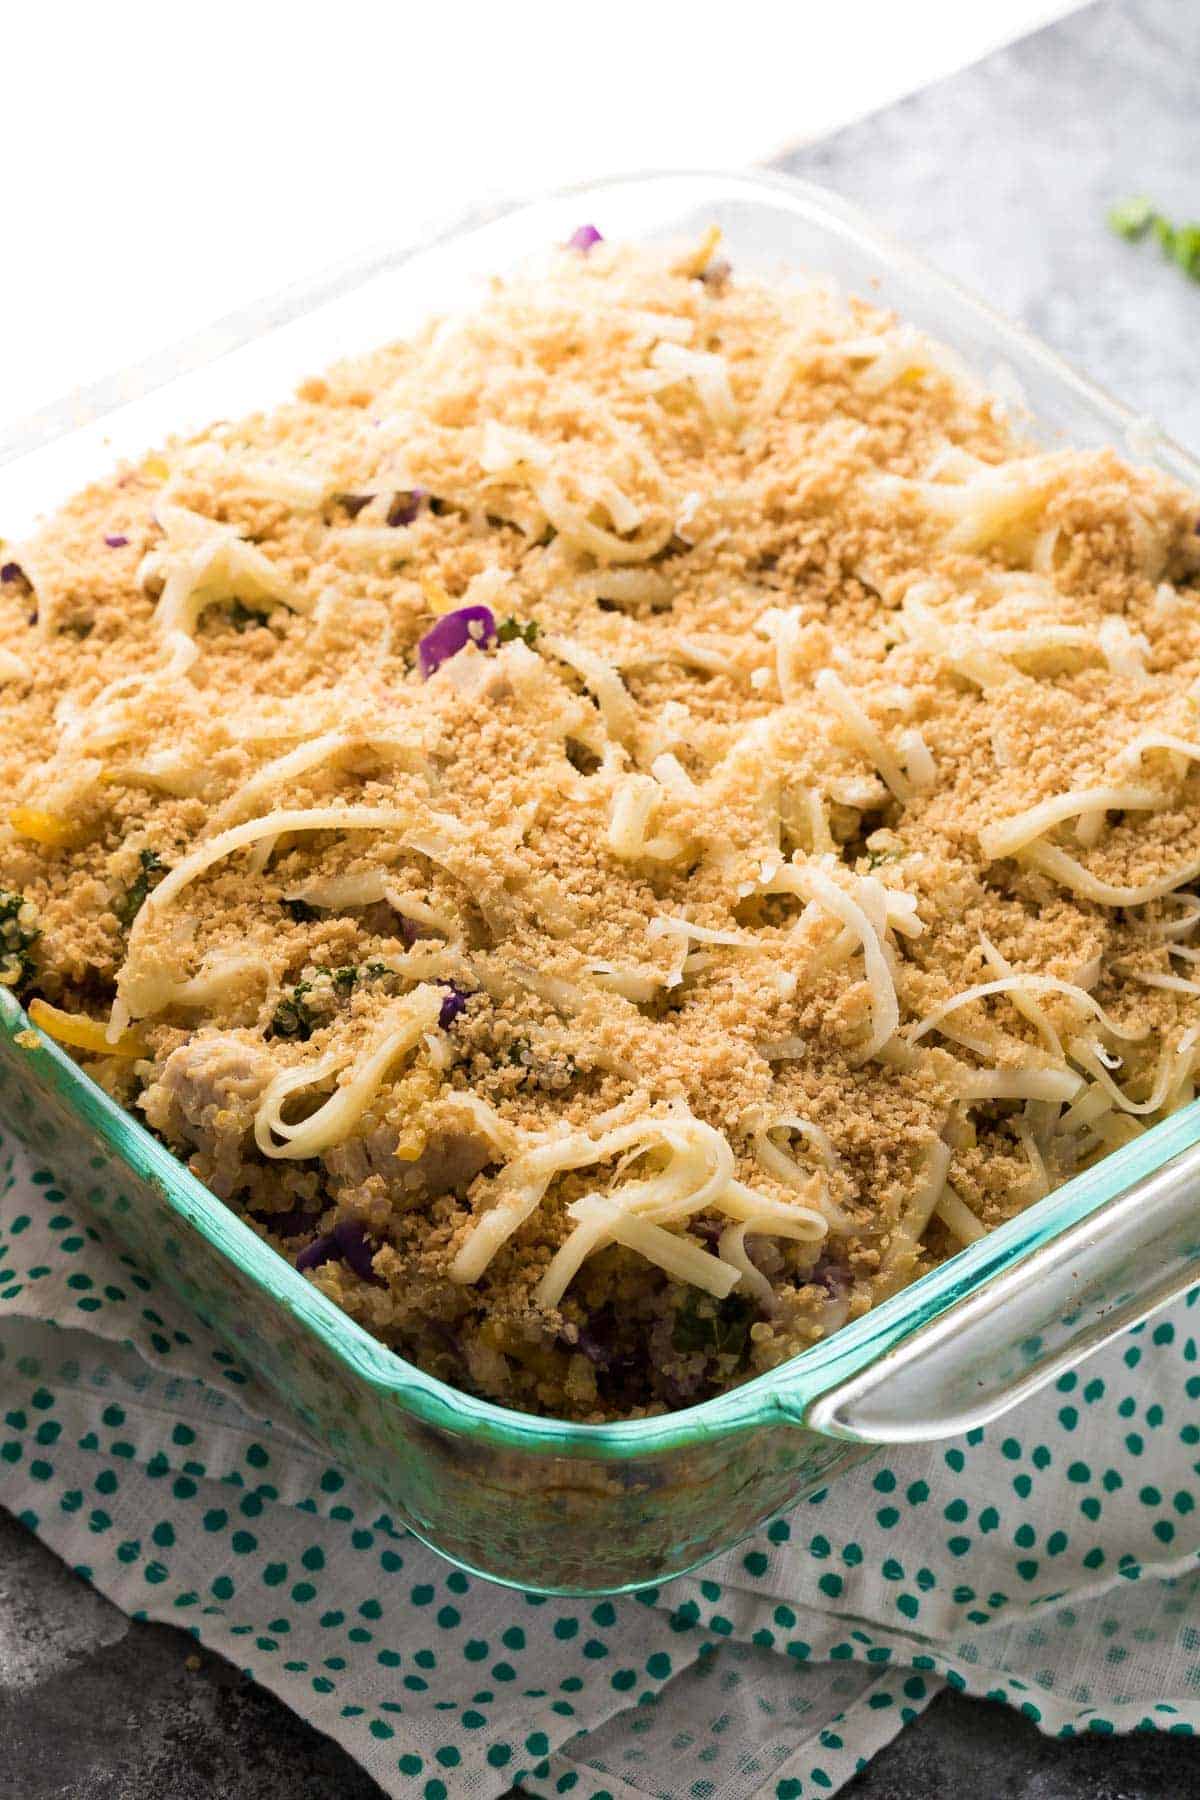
[
  {"xmin": 338, "ymin": 492, "xmax": 374, "ymax": 518},
  {"xmin": 566, "ymin": 224, "xmax": 603, "ymax": 253},
  {"xmin": 295, "ymin": 1233, "xmax": 334, "ymax": 1273},
  {"xmin": 0, "ymin": 562, "xmax": 22, "ymax": 583},
  {"xmin": 437, "ymin": 983, "xmax": 469, "ymax": 1029},
  {"xmin": 104, "ymin": 533, "xmax": 129, "ymax": 548},
  {"xmin": 395, "ymin": 913, "xmax": 439, "ymax": 949},
  {"xmin": 689, "ymin": 1217, "xmax": 723, "ymax": 1246},
  {"xmin": 564, "ymin": 1306, "xmax": 636, "ymax": 1377},
  {"xmin": 809, "ymin": 1254, "xmax": 850, "ymax": 1297},
  {"xmin": 573, "ymin": 1325, "xmax": 615, "ymax": 1369},
  {"xmin": 331, "ymin": 1220, "xmax": 378, "ymax": 1280},
  {"xmin": 296, "ymin": 1219, "xmax": 379, "ymax": 1281},
  {"xmin": 660, "ymin": 1369, "xmax": 705, "ymax": 1408},
  {"xmin": 416, "ymin": 605, "xmax": 496, "ymax": 678},
  {"xmin": 387, "ymin": 488, "xmax": 426, "ymax": 527}
]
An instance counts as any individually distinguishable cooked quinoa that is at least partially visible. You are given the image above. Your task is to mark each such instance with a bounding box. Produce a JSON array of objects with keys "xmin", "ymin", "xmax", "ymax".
[{"xmin": 2, "ymin": 230, "xmax": 1199, "ymax": 1421}]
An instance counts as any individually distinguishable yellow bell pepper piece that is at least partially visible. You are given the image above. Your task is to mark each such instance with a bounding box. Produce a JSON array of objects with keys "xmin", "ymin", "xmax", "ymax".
[
  {"xmin": 675, "ymin": 223, "xmax": 722, "ymax": 277},
  {"xmin": 27, "ymin": 998, "xmax": 147, "ymax": 1059},
  {"xmin": 9, "ymin": 807, "xmax": 87, "ymax": 848},
  {"xmin": 419, "ymin": 572, "xmax": 456, "ymax": 617}
]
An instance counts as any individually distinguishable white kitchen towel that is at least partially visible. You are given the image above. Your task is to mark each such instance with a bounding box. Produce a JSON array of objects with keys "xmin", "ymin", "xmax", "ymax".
[{"xmin": 3, "ymin": 1123, "xmax": 1200, "ymax": 1799}]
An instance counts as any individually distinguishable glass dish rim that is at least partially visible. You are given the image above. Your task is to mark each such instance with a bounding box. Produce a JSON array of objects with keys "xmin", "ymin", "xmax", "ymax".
[{"xmin": 4, "ymin": 163, "xmax": 1200, "ymax": 1461}]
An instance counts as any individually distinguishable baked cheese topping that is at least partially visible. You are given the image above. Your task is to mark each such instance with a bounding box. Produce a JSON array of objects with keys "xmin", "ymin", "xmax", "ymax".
[{"xmin": 1, "ymin": 232, "xmax": 1198, "ymax": 1419}]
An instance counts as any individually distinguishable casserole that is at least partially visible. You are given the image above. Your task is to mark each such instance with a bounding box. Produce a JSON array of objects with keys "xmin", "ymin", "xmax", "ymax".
[{"xmin": 3, "ymin": 169, "xmax": 1200, "ymax": 1595}]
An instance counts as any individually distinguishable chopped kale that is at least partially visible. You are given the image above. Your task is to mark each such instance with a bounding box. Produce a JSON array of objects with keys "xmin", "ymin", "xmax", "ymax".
[
  {"xmin": 504, "ymin": 1037, "xmax": 574, "ymax": 1071},
  {"xmin": 1157, "ymin": 216, "xmax": 1200, "ymax": 280},
  {"xmin": 672, "ymin": 1291, "xmax": 755, "ymax": 1360},
  {"xmin": 269, "ymin": 980, "xmax": 319, "ymax": 1042},
  {"xmin": 114, "ymin": 849, "xmax": 167, "ymax": 929},
  {"xmin": 0, "ymin": 889, "xmax": 39, "ymax": 990},
  {"xmin": 502, "ymin": 1037, "xmax": 577, "ymax": 1090},
  {"xmin": 1108, "ymin": 196, "xmax": 1200, "ymax": 280},
  {"xmin": 317, "ymin": 962, "xmax": 392, "ymax": 997},
  {"xmin": 1108, "ymin": 195, "xmax": 1156, "ymax": 241},
  {"xmin": 228, "ymin": 598, "xmax": 270, "ymax": 631},
  {"xmin": 496, "ymin": 615, "xmax": 539, "ymax": 647}
]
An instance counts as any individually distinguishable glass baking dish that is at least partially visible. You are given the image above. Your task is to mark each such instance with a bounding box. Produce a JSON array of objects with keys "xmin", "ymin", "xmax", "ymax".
[{"xmin": 4, "ymin": 169, "xmax": 1200, "ymax": 1597}]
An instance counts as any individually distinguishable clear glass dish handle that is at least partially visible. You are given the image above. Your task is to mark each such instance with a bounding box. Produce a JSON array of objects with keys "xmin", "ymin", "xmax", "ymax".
[{"xmin": 804, "ymin": 1135, "xmax": 1200, "ymax": 1444}]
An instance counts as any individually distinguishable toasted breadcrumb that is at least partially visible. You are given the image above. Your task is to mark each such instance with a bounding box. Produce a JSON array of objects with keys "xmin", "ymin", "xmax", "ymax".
[{"xmin": 2, "ymin": 236, "xmax": 1199, "ymax": 1420}]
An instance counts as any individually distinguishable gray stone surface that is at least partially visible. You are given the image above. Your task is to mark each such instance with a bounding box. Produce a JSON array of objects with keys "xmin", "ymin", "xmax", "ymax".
[
  {"xmin": 8, "ymin": 1504, "xmax": 1200, "ymax": 1800},
  {"xmin": 6, "ymin": 2, "xmax": 1200, "ymax": 1795},
  {"xmin": 0, "ymin": 1511, "xmax": 383, "ymax": 1800},
  {"xmin": 778, "ymin": 0, "xmax": 1200, "ymax": 452},
  {"xmin": 7, "ymin": 1504, "xmax": 1200, "ymax": 1799}
]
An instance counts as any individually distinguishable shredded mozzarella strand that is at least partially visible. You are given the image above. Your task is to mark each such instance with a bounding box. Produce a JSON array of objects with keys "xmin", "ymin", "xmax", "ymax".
[
  {"xmin": 454, "ymin": 1106, "xmax": 734, "ymax": 1295},
  {"xmin": 1069, "ymin": 1030, "xmax": 1199, "ymax": 1116},
  {"xmin": 146, "ymin": 806, "xmax": 462, "ymax": 917},
  {"xmin": 767, "ymin": 857, "xmax": 899, "ymax": 1060},
  {"xmin": 1098, "ymin": 615, "xmax": 1151, "ymax": 684},
  {"xmin": 908, "ymin": 974, "xmax": 1143, "ymax": 1046},
  {"xmin": 956, "ymin": 1066, "xmax": 1083, "ymax": 1103},
  {"xmin": 540, "ymin": 633, "xmax": 639, "ymax": 746},
  {"xmin": 647, "ymin": 341, "xmax": 740, "ymax": 429},
  {"xmin": 814, "ymin": 669, "xmax": 912, "ymax": 801},
  {"xmin": 883, "ymin": 1139, "xmax": 952, "ymax": 1274},
  {"xmin": 164, "ymin": 447, "xmax": 330, "ymax": 508},
  {"xmin": 532, "ymin": 474, "xmax": 673, "ymax": 564},
  {"xmin": 935, "ymin": 1185, "xmax": 986, "ymax": 1244},
  {"xmin": 254, "ymin": 987, "xmax": 443, "ymax": 1160},
  {"xmin": 752, "ymin": 1119, "xmax": 856, "ymax": 1232},
  {"xmin": 143, "ymin": 503, "xmax": 306, "ymax": 637},
  {"xmin": 1019, "ymin": 839, "xmax": 1200, "ymax": 908},
  {"xmin": 979, "ymin": 786, "xmax": 1163, "ymax": 861},
  {"xmin": 608, "ymin": 775, "xmax": 687, "ymax": 862}
]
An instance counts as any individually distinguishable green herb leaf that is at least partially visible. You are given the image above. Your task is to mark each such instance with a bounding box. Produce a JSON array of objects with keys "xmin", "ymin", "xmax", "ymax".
[
  {"xmin": 0, "ymin": 888, "xmax": 39, "ymax": 990},
  {"xmin": 502, "ymin": 1037, "xmax": 577, "ymax": 1089},
  {"xmin": 114, "ymin": 849, "xmax": 167, "ymax": 929},
  {"xmin": 228, "ymin": 598, "xmax": 270, "ymax": 631},
  {"xmin": 496, "ymin": 615, "xmax": 539, "ymax": 646},
  {"xmin": 313, "ymin": 962, "xmax": 393, "ymax": 998},
  {"xmin": 1108, "ymin": 195, "xmax": 1156, "ymax": 241},
  {"xmin": 1109, "ymin": 197, "xmax": 1200, "ymax": 282},
  {"xmin": 268, "ymin": 981, "xmax": 319, "ymax": 1042},
  {"xmin": 671, "ymin": 1291, "xmax": 754, "ymax": 1359},
  {"xmin": 1172, "ymin": 224, "xmax": 1200, "ymax": 280}
]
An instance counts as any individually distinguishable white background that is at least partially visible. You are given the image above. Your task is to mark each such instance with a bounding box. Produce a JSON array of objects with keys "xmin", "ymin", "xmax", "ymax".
[{"xmin": 5, "ymin": 1, "xmax": 1081, "ymax": 433}]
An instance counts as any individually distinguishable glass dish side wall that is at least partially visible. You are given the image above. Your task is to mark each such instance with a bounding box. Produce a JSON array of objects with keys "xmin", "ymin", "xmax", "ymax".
[
  {"xmin": 0, "ymin": 998, "xmax": 872, "ymax": 1593},
  {"xmin": 3, "ymin": 172, "xmax": 1200, "ymax": 1594}
]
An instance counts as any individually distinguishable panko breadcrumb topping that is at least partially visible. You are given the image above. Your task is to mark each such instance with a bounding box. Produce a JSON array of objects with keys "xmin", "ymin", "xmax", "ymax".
[{"xmin": 2, "ymin": 231, "xmax": 1199, "ymax": 1420}]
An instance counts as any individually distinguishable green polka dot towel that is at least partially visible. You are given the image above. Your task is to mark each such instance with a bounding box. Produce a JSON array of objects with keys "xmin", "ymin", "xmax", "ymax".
[{"xmin": 4, "ymin": 1126, "xmax": 1200, "ymax": 1798}]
